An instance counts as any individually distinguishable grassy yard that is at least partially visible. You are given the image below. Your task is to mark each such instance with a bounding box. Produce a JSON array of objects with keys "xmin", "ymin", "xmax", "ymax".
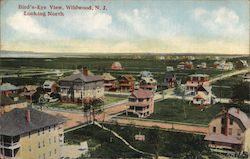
[
  {"xmin": 45, "ymin": 95, "xmax": 126, "ymax": 111},
  {"xmin": 212, "ymin": 74, "xmax": 244, "ymax": 98},
  {"xmin": 148, "ymin": 99, "xmax": 250, "ymax": 125},
  {"xmin": 64, "ymin": 124, "xmax": 148, "ymax": 158}
]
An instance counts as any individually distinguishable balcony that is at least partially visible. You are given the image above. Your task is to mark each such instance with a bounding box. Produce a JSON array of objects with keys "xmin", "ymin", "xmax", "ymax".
[
  {"xmin": 127, "ymin": 101, "xmax": 150, "ymax": 107},
  {"xmin": 0, "ymin": 141, "xmax": 20, "ymax": 149}
]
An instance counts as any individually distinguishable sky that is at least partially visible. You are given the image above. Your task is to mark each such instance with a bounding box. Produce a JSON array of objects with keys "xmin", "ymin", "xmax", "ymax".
[{"xmin": 1, "ymin": 0, "xmax": 249, "ymax": 54}]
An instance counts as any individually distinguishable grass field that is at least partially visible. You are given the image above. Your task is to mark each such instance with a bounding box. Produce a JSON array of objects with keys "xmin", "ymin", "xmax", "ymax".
[
  {"xmin": 147, "ymin": 99, "xmax": 250, "ymax": 125},
  {"xmin": 64, "ymin": 124, "xmax": 147, "ymax": 158},
  {"xmin": 212, "ymin": 74, "xmax": 243, "ymax": 98},
  {"xmin": 45, "ymin": 95, "xmax": 126, "ymax": 111},
  {"xmin": 68, "ymin": 123, "xmax": 220, "ymax": 158}
]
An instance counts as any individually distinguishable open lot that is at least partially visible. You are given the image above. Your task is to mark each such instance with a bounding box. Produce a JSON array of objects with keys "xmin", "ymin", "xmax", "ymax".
[
  {"xmin": 65, "ymin": 123, "xmax": 220, "ymax": 158},
  {"xmin": 45, "ymin": 95, "xmax": 126, "ymax": 111},
  {"xmin": 147, "ymin": 99, "xmax": 250, "ymax": 125},
  {"xmin": 64, "ymin": 124, "xmax": 147, "ymax": 158}
]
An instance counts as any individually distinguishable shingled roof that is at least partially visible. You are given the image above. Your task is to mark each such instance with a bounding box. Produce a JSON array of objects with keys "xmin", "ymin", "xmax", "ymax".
[
  {"xmin": 130, "ymin": 89, "xmax": 153, "ymax": 99},
  {"xmin": 0, "ymin": 108, "xmax": 65, "ymax": 136},
  {"xmin": 60, "ymin": 73, "xmax": 103, "ymax": 82}
]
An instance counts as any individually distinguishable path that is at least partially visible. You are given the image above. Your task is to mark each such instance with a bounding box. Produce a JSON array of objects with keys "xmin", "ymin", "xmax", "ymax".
[
  {"xmin": 209, "ymin": 68, "xmax": 249, "ymax": 83},
  {"xmin": 94, "ymin": 121, "xmax": 154, "ymax": 156}
]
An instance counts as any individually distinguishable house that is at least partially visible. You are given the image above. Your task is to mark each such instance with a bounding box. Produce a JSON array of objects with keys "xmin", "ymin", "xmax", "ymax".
[
  {"xmin": 177, "ymin": 61, "xmax": 194, "ymax": 69},
  {"xmin": 235, "ymin": 60, "xmax": 248, "ymax": 69},
  {"xmin": 214, "ymin": 61, "xmax": 234, "ymax": 70},
  {"xmin": 0, "ymin": 108, "xmax": 64, "ymax": 159},
  {"xmin": 162, "ymin": 72, "xmax": 176, "ymax": 88},
  {"xmin": 193, "ymin": 85, "xmax": 216, "ymax": 106},
  {"xmin": 185, "ymin": 74, "xmax": 210, "ymax": 95},
  {"xmin": 59, "ymin": 69, "xmax": 104, "ymax": 104},
  {"xmin": 0, "ymin": 83, "xmax": 20, "ymax": 96},
  {"xmin": 111, "ymin": 62, "xmax": 123, "ymax": 70},
  {"xmin": 139, "ymin": 71, "xmax": 153, "ymax": 78},
  {"xmin": 102, "ymin": 73, "xmax": 117, "ymax": 91},
  {"xmin": 0, "ymin": 94, "xmax": 27, "ymax": 115},
  {"xmin": 19, "ymin": 85, "xmax": 39, "ymax": 102},
  {"xmin": 139, "ymin": 77, "xmax": 157, "ymax": 91},
  {"xmin": 205, "ymin": 107, "xmax": 250, "ymax": 153},
  {"xmin": 197, "ymin": 62, "xmax": 207, "ymax": 69},
  {"xmin": 243, "ymin": 72, "xmax": 250, "ymax": 82},
  {"xmin": 166, "ymin": 66, "xmax": 174, "ymax": 72},
  {"xmin": 117, "ymin": 75, "xmax": 136, "ymax": 92},
  {"xmin": 126, "ymin": 89, "xmax": 154, "ymax": 118},
  {"xmin": 42, "ymin": 80, "xmax": 57, "ymax": 92}
]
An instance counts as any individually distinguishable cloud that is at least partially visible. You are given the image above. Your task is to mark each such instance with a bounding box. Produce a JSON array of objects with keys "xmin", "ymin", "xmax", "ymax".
[
  {"xmin": 64, "ymin": 11, "xmax": 112, "ymax": 32},
  {"xmin": 193, "ymin": 7, "xmax": 246, "ymax": 37},
  {"xmin": 118, "ymin": 8, "xmax": 182, "ymax": 39},
  {"xmin": 7, "ymin": 12, "xmax": 48, "ymax": 35}
]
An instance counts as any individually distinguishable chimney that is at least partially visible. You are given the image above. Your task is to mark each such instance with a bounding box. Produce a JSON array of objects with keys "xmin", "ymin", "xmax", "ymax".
[
  {"xmin": 25, "ymin": 109, "xmax": 31, "ymax": 122},
  {"xmin": 237, "ymin": 108, "xmax": 240, "ymax": 114},
  {"xmin": 83, "ymin": 68, "xmax": 88, "ymax": 76}
]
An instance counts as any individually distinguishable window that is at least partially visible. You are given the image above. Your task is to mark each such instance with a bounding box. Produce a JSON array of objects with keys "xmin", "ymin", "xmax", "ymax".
[
  {"xmin": 213, "ymin": 127, "xmax": 216, "ymax": 133},
  {"xmin": 54, "ymin": 149, "xmax": 57, "ymax": 154},
  {"xmin": 48, "ymin": 126, "xmax": 51, "ymax": 132},
  {"xmin": 38, "ymin": 142, "xmax": 41, "ymax": 148},
  {"xmin": 49, "ymin": 151, "xmax": 52, "ymax": 156},
  {"xmin": 230, "ymin": 119, "xmax": 233, "ymax": 125},
  {"xmin": 29, "ymin": 145, "xmax": 32, "ymax": 152},
  {"xmin": 29, "ymin": 132, "xmax": 31, "ymax": 138},
  {"xmin": 49, "ymin": 138, "xmax": 51, "ymax": 144},
  {"xmin": 229, "ymin": 128, "xmax": 233, "ymax": 135},
  {"xmin": 43, "ymin": 140, "xmax": 45, "ymax": 147},
  {"xmin": 43, "ymin": 153, "xmax": 45, "ymax": 159},
  {"xmin": 54, "ymin": 125, "xmax": 56, "ymax": 130},
  {"xmin": 42, "ymin": 128, "xmax": 45, "ymax": 134},
  {"xmin": 221, "ymin": 118, "xmax": 225, "ymax": 124},
  {"xmin": 221, "ymin": 127, "xmax": 225, "ymax": 134},
  {"xmin": 38, "ymin": 130, "xmax": 40, "ymax": 136},
  {"xmin": 54, "ymin": 136, "xmax": 56, "ymax": 143},
  {"xmin": 237, "ymin": 129, "xmax": 241, "ymax": 136}
]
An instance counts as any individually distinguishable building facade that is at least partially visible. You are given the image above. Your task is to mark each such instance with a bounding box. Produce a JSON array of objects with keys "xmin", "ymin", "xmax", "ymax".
[
  {"xmin": 117, "ymin": 75, "xmax": 136, "ymax": 92},
  {"xmin": 59, "ymin": 69, "xmax": 104, "ymax": 104},
  {"xmin": 126, "ymin": 89, "xmax": 154, "ymax": 118},
  {"xmin": 205, "ymin": 107, "xmax": 250, "ymax": 153},
  {"xmin": 102, "ymin": 73, "xmax": 117, "ymax": 91},
  {"xmin": 139, "ymin": 77, "xmax": 157, "ymax": 92},
  {"xmin": 185, "ymin": 74, "xmax": 210, "ymax": 95},
  {"xmin": 0, "ymin": 108, "xmax": 64, "ymax": 159}
]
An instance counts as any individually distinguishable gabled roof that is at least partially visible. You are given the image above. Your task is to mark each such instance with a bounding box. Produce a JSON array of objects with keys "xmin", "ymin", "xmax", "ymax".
[
  {"xmin": 24, "ymin": 85, "xmax": 39, "ymax": 91},
  {"xmin": 60, "ymin": 73, "xmax": 103, "ymax": 83},
  {"xmin": 204, "ymin": 133, "xmax": 241, "ymax": 144},
  {"xmin": 0, "ymin": 83, "xmax": 19, "ymax": 91},
  {"xmin": 102, "ymin": 73, "xmax": 116, "ymax": 81},
  {"xmin": 43, "ymin": 80, "xmax": 55, "ymax": 88},
  {"xmin": 0, "ymin": 108, "xmax": 65, "ymax": 136},
  {"xmin": 139, "ymin": 71, "xmax": 153, "ymax": 78},
  {"xmin": 140, "ymin": 77, "xmax": 157, "ymax": 84},
  {"xmin": 196, "ymin": 85, "xmax": 211, "ymax": 93},
  {"xmin": 130, "ymin": 89, "xmax": 153, "ymax": 99},
  {"xmin": 1, "ymin": 94, "xmax": 26, "ymax": 106},
  {"xmin": 228, "ymin": 107, "xmax": 250, "ymax": 129},
  {"xmin": 120, "ymin": 75, "xmax": 136, "ymax": 82}
]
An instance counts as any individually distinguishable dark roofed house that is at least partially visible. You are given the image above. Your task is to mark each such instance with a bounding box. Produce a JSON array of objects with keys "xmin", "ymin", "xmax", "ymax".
[
  {"xmin": 243, "ymin": 72, "xmax": 250, "ymax": 82},
  {"xmin": 126, "ymin": 89, "xmax": 154, "ymax": 118},
  {"xmin": 59, "ymin": 69, "xmax": 104, "ymax": 104},
  {"xmin": 0, "ymin": 94, "xmax": 27, "ymax": 115},
  {"xmin": 0, "ymin": 83, "xmax": 20, "ymax": 96},
  {"xmin": 117, "ymin": 75, "xmax": 136, "ymax": 92},
  {"xmin": 205, "ymin": 107, "xmax": 250, "ymax": 153},
  {"xmin": 0, "ymin": 108, "xmax": 65, "ymax": 159},
  {"xmin": 162, "ymin": 72, "xmax": 176, "ymax": 88}
]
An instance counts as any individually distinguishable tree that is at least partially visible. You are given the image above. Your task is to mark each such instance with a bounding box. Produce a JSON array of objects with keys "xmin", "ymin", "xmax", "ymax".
[
  {"xmin": 231, "ymin": 82, "xmax": 250, "ymax": 104},
  {"xmin": 147, "ymin": 127, "xmax": 163, "ymax": 159}
]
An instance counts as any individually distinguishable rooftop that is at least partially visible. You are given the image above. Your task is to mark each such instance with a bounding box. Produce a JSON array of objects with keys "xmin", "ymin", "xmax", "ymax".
[
  {"xmin": 0, "ymin": 83, "xmax": 19, "ymax": 91},
  {"xmin": 130, "ymin": 89, "xmax": 153, "ymax": 99},
  {"xmin": 60, "ymin": 72, "xmax": 103, "ymax": 83},
  {"xmin": 0, "ymin": 108, "xmax": 65, "ymax": 136}
]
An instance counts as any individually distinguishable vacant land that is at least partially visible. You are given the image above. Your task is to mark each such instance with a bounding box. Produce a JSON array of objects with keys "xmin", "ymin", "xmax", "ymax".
[
  {"xmin": 147, "ymin": 99, "xmax": 250, "ymax": 125},
  {"xmin": 64, "ymin": 124, "xmax": 148, "ymax": 158},
  {"xmin": 45, "ymin": 95, "xmax": 126, "ymax": 111},
  {"xmin": 212, "ymin": 74, "xmax": 243, "ymax": 98}
]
